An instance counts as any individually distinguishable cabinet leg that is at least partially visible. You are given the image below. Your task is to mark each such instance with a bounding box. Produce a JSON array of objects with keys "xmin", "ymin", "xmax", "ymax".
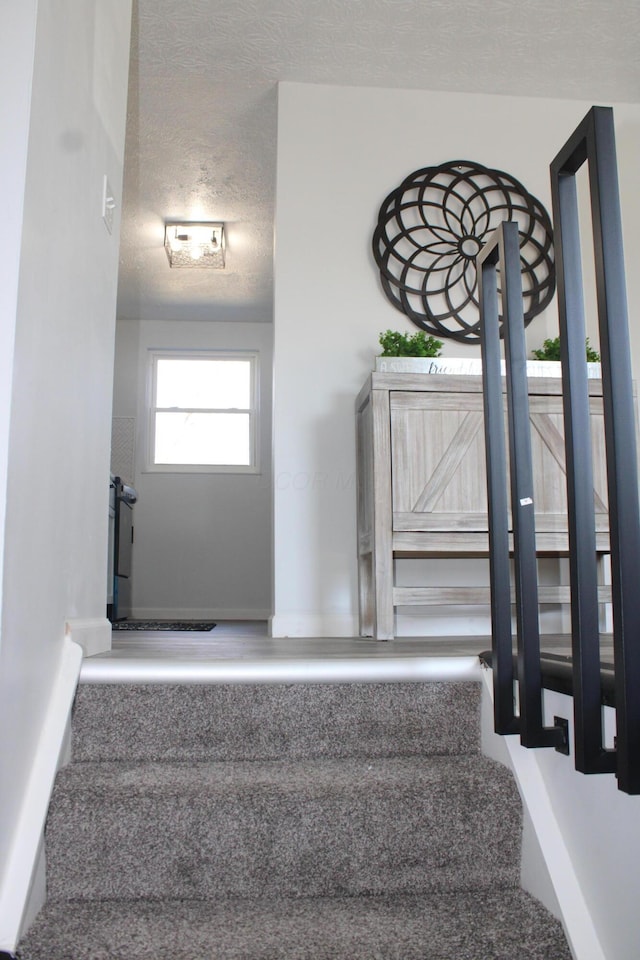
[
  {"xmin": 358, "ymin": 551, "xmax": 374, "ymax": 637},
  {"xmin": 372, "ymin": 549, "xmax": 394, "ymax": 640}
]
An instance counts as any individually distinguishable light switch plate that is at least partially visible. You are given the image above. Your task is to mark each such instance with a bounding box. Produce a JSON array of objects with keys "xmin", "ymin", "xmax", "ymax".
[{"xmin": 102, "ymin": 175, "xmax": 116, "ymax": 234}]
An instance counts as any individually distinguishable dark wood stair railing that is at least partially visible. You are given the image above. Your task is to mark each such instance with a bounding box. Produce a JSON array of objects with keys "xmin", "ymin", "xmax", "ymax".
[{"xmin": 477, "ymin": 106, "xmax": 640, "ymax": 795}]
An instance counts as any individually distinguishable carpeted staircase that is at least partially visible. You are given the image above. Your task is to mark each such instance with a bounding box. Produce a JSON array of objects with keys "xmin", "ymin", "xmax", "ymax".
[{"xmin": 18, "ymin": 679, "xmax": 571, "ymax": 959}]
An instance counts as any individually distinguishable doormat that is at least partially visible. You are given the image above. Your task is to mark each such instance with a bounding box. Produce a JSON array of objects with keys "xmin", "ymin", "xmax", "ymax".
[{"xmin": 112, "ymin": 620, "xmax": 217, "ymax": 631}]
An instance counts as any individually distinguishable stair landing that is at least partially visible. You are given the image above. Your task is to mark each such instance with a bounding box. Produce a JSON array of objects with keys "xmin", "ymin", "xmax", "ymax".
[{"xmin": 85, "ymin": 621, "xmax": 580, "ymax": 684}]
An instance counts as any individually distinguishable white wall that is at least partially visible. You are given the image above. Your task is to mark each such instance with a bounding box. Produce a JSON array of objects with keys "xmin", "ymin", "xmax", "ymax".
[
  {"xmin": 112, "ymin": 316, "xmax": 140, "ymax": 429},
  {"xmin": 115, "ymin": 319, "xmax": 273, "ymax": 620},
  {"xmin": 273, "ymin": 82, "xmax": 640, "ymax": 637},
  {"xmin": 0, "ymin": 2, "xmax": 38, "ymax": 657},
  {"xmin": 0, "ymin": 0, "xmax": 132, "ymax": 933},
  {"xmin": 533, "ymin": 689, "xmax": 640, "ymax": 960}
]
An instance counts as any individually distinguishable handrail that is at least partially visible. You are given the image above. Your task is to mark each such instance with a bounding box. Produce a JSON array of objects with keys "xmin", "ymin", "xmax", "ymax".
[
  {"xmin": 478, "ymin": 651, "xmax": 617, "ymax": 709},
  {"xmin": 477, "ymin": 106, "xmax": 640, "ymax": 794}
]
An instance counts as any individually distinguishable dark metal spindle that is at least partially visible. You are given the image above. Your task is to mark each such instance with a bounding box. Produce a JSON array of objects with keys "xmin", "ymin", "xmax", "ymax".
[
  {"xmin": 479, "ymin": 222, "xmax": 564, "ymax": 749},
  {"xmin": 479, "ymin": 106, "xmax": 639, "ymax": 794},
  {"xmin": 550, "ymin": 114, "xmax": 615, "ymax": 776},
  {"xmin": 478, "ymin": 232, "xmax": 518, "ymax": 736},
  {"xmin": 551, "ymin": 106, "xmax": 640, "ymax": 792}
]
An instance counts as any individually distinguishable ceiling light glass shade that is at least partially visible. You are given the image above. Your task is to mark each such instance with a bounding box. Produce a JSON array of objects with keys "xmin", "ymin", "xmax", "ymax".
[{"xmin": 164, "ymin": 222, "xmax": 225, "ymax": 268}]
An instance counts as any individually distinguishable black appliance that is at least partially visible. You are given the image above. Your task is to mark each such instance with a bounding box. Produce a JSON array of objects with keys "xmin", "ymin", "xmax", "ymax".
[{"xmin": 108, "ymin": 475, "xmax": 137, "ymax": 622}]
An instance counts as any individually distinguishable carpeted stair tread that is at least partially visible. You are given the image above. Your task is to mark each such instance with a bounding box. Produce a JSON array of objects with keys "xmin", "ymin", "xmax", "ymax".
[
  {"xmin": 18, "ymin": 890, "xmax": 572, "ymax": 960},
  {"xmin": 17, "ymin": 679, "xmax": 572, "ymax": 958},
  {"xmin": 71, "ymin": 681, "xmax": 481, "ymax": 762},
  {"xmin": 46, "ymin": 755, "xmax": 521, "ymax": 901}
]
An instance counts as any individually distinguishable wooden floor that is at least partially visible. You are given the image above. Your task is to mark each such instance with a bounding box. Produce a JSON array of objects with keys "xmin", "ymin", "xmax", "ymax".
[
  {"xmin": 79, "ymin": 621, "xmax": 615, "ymax": 685},
  {"xmin": 94, "ymin": 621, "xmax": 604, "ymax": 662}
]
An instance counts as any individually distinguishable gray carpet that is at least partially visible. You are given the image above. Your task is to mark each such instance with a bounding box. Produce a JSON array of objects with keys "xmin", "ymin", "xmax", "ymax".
[
  {"xmin": 19, "ymin": 892, "xmax": 570, "ymax": 960},
  {"xmin": 71, "ymin": 681, "xmax": 482, "ymax": 762},
  {"xmin": 45, "ymin": 755, "xmax": 520, "ymax": 901},
  {"xmin": 17, "ymin": 680, "xmax": 572, "ymax": 959}
]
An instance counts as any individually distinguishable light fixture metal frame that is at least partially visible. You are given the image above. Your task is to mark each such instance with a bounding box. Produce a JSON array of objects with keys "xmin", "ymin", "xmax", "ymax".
[{"xmin": 164, "ymin": 221, "xmax": 226, "ymax": 269}]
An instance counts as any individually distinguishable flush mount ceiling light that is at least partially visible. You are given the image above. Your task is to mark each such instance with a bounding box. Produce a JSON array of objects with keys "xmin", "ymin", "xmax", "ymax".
[{"xmin": 164, "ymin": 222, "xmax": 226, "ymax": 269}]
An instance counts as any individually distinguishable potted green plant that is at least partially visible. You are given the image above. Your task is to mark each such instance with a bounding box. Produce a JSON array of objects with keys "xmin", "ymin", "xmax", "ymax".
[
  {"xmin": 531, "ymin": 336, "xmax": 600, "ymax": 362},
  {"xmin": 375, "ymin": 329, "xmax": 443, "ymax": 372},
  {"xmin": 529, "ymin": 335, "xmax": 601, "ymax": 378}
]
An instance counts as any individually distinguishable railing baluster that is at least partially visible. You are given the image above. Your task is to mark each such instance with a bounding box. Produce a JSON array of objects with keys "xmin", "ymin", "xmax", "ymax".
[
  {"xmin": 481, "ymin": 108, "xmax": 640, "ymax": 794},
  {"xmin": 550, "ymin": 115, "xmax": 615, "ymax": 775},
  {"xmin": 479, "ymin": 221, "xmax": 564, "ymax": 749},
  {"xmin": 551, "ymin": 106, "xmax": 640, "ymax": 792},
  {"xmin": 478, "ymin": 231, "xmax": 518, "ymax": 736}
]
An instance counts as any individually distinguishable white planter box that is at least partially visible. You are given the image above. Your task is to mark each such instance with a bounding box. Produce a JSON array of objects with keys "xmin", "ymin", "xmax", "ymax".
[
  {"xmin": 375, "ymin": 356, "xmax": 441, "ymax": 374},
  {"xmin": 375, "ymin": 356, "xmax": 602, "ymax": 378}
]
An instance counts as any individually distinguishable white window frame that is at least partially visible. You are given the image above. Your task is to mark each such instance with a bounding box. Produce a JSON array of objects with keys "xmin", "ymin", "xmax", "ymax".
[{"xmin": 145, "ymin": 349, "xmax": 260, "ymax": 474}]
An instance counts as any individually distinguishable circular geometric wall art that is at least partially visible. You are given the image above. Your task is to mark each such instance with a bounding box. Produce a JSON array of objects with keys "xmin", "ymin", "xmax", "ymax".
[{"xmin": 372, "ymin": 160, "xmax": 556, "ymax": 343}]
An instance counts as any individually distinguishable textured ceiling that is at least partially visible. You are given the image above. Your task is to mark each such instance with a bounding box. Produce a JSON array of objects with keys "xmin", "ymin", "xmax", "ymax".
[{"xmin": 117, "ymin": 0, "xmax": 640, "ymax": 322}]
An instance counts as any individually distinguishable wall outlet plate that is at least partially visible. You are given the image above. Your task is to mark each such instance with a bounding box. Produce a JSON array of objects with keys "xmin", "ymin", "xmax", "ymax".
[{"xmin": 554, "ymin": 715, "xmax": 571, "ymax": 755}]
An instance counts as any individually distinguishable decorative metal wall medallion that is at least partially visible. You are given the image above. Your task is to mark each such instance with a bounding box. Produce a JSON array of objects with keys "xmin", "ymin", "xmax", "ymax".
[{"xmin": 372, "ymin": 160, "xmax": 555, "ymax": 343}]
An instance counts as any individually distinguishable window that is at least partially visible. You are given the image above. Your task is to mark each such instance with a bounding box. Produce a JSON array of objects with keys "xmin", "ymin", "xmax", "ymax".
[{"xmin": 147, "ymin": 351, "xmax": 259, "ymax": 473}]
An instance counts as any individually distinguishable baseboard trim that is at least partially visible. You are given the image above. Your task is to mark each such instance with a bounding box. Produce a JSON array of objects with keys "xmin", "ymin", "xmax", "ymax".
[
  {"xmin": 0, "ymin": 636, "xmax": 83, "ymax": 951},
  {"xmin": 65, "ymin": 617, "xmax": 112, "ymax": 656},
  {"xmin": 395, "ymin": 612, "xmax": 493, "ymax": 636},
  {"xmin": 270, "ymin": 613, "xmax": 359, "ymax": 638},
  {"xmin": 270, "ymin": 612, "xmax": 495, "ymax": 638}
]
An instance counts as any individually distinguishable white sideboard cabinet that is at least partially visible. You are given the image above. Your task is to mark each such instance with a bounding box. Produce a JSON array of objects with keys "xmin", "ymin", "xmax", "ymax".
[{"xmin": 355, "ymin": 372, "xmax": 610, "ymax": 640}]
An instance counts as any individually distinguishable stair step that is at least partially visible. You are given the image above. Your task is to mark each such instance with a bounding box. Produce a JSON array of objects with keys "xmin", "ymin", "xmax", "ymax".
[
  {"xmin": 18, "ymin": 678, "xmax": 571, "ymax": 959},
  {"xmin": 18, "ymin": 890, "xmax": 572, "ymax": 960},
  {"xmin": 71, "ymin": 681, "xmax": 481, "ymax": 762},
  {"xmin": 46, "ymin": 754, "xmax": 520, "ymax": 901}
]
